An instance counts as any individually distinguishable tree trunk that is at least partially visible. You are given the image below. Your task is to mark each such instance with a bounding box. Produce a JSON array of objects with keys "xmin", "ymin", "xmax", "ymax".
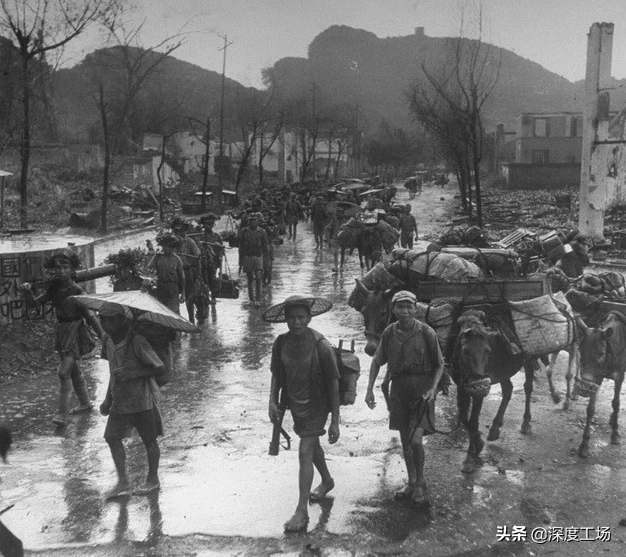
[
  {"xmin": 158, "ymin": 138, "xmax": 166, "ymax": 222},
  {"xmin": 470, "ymin": 124, "xmax": 483, "ymax": 228},
  {"xmin": 325, "ymin": 139, "xmax": 333, "ymax": 179},
  {"xmin": 19, "ymin": 50, "xmax": 31, "ymax": 228},
  {"xmin": 473, "ymin": 154, "xmax": 483, "ymax": 227},
  {"xmin": 299, "ymin": 134, "xmax": 309, "ymax": 182},
  {"xmin": 201, "ymin": 117, "xmax": 210, "ymax": 212},
  {"xmin": 455, "ymin": 167, "xmax": 466, "ymax": 211},
  {"xmin": 259, "ymin": 134, "xmax": 264, "ymax": 187},
  {"xmin": 98, "ymin": 85, "xmax": 110, "ymax": 232},
  {"xmin": 334, "ymin": 142, "xmax": 345, "ymax": 178}
]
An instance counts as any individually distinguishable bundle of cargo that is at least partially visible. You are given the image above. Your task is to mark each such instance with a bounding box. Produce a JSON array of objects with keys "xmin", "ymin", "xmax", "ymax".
[
  {"xmin": 389, "ymin": 249, "xmax": 484, "ymax": 283},
  {"xmin": 360, "ymin": 261, "xmax": 403, "ymax": 291},
  {"xmin": 440, "ymin": 246, "xmax": 520, "ymax": 279},
  {"xmin": 375, "ymin": 219, "xmax": 400, "ymax": 253},
  {"xmin": 439, "ymin": 225, "xmax": 491, "ymax": 248},
  {"xmin": 415, "ymin": 301, "xmax": 457, "ymax": 354},
  {"xmin": 509, "ymin": 293, "xmax": 576, "ymax": 357},
  {"xmin": 382, "ymin": 214, "xmax": 399, "ymax": 229},
  {"xmin": 347, "ymin": 262, "xmax": 402, "ymax": 310},
  {"xmin": 577, "ymin": 272, "xmax": 626, "ymax": 300},
  {"xmin": 336, "ymin": 218, "xmax": 365, "ymax": 249}
]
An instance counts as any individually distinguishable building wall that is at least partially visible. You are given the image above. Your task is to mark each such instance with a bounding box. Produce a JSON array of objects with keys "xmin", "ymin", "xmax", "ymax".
[
  {"xmin": 590, "ymin": 140, "xmax": 626, "ymax": 210},
  {"xmin": 0, "ymin": 145, "xmax": 103, "ymax": 174},
  {"xmin": 502, "ymin": 162, "xmax": 580, "ymax": 190},
  {"xmin": 516, "ymin": 114, "xmax": 582, "ymax": 139},
  {"xmin": 112, "ymin": 156, "xmax": 179, "ymax": 192},
  {"xmin": 515, "ymin": 137, "xmax": 582, "ymax": 163},
  {"xmin": 169, "ymin": 131, "xmax": 214, "ymax": 175},
  {"xmin": 513, "ymin": 113, "xmax": 583, "ymax": 164}
]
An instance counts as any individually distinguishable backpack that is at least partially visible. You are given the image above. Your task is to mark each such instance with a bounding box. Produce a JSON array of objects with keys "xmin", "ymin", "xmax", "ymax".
[
  {"xmin": 133, "ymin": 323, "xmax": 176, "ymax": 386},
  {"xmin": 325, "ymin": 339, "xmax": 360, "ymax": 406},
  {"xmin": 276, "ymin": 333, "xmax": 361, "ymax": 407}
]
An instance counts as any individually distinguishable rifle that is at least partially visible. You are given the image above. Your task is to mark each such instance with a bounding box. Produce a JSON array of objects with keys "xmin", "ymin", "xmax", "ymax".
[{"xmin": 268, "ymin": 390, "xmax": 291, "ymax": 456}]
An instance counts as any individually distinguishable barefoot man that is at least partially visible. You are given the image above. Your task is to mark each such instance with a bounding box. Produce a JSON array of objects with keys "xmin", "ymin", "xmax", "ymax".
[
  {"xmin": 365, "ymin": 290, "xmax": 445, "ymax": 508},
  {"xmin": 98, "ymin": 302, "xmax": 166, "ymax": 499},
  {"xmin": 264, "ymin": 295, "xmax": 340, "ymax": 532}
]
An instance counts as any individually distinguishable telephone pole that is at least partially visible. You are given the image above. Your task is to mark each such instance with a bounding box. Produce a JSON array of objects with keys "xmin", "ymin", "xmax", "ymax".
[{"xmin": 218, "ymin": 34, "xmax": 233, "ymax": 205}]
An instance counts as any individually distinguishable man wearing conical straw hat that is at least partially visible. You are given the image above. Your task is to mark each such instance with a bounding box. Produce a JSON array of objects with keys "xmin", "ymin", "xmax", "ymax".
[{"xmin": 263, "ymin": 295, "xmax": 340, "ymax": 532}]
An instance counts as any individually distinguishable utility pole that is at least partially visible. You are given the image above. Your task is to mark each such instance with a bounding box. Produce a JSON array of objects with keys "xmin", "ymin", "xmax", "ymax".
[{"xmin": 218, "ymin": 34, "xmax": 233, "ymax": 206}]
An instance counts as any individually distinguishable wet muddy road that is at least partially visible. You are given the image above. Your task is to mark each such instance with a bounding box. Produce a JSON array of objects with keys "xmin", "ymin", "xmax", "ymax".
[{"xmin": 2, "ymin": 184, "xmax": 626, "ymax": 556}]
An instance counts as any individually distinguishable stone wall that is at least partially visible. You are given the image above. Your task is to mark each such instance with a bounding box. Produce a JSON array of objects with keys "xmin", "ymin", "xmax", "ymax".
[{"xmin": 502, "ymin": 162, "xmax": 581, "ymax": 190}]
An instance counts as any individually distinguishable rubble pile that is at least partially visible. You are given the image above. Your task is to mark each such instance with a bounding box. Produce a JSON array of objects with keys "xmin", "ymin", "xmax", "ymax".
[{"xmin": 480, "ymin": 188, "xmax": 578, "ymax": 236}]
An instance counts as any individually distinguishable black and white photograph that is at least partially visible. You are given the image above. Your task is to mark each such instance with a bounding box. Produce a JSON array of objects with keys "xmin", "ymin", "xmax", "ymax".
[{"xmin": 2, "ymin": 1, "xmax": 626, "ymax": 555}]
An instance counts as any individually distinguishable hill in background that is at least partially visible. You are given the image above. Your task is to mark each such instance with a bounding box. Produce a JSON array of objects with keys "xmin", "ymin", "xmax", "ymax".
[
  {"xmin": 51, "ymin": 26, "xmax": 626, "ymax": 142},
  {"xmin": 262, "ymin": 25, "xmax": 626, "ymax": 133}
]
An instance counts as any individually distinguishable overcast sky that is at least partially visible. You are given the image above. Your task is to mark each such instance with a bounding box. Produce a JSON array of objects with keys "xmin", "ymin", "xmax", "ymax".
[{"xmin": 66, "ymin": 0, "xmax": 626, "ymax": 88}]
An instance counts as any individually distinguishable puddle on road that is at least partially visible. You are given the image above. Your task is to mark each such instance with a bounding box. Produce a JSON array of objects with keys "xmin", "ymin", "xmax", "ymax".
[{"xmin": 3, "ymin": 190, "xmax": 626, "ymax": 552}]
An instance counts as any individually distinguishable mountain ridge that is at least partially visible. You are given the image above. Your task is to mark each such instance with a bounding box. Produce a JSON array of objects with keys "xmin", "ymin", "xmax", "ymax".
[{"xmin": 48, "ymin": 26, "xmax": 626, "ymax": 142}]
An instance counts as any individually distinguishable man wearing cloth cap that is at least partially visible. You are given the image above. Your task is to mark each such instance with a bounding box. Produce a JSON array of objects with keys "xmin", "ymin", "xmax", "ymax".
[
  {"xmin": 98, "ymin": 302, "xmax": 167, "ymax": 499},
  {"xmin": 266, "ymin": 295, "xmax": 340, "ymax": 532},
  {"xmin": 365, "ymin": 290, "xmax": 445, "ymax": 508},
  {"xmin": 237, "ymin": 212, "xmax": 269, "ymax": 307}
]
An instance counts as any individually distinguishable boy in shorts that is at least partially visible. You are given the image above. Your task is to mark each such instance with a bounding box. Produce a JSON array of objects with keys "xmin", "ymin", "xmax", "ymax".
[
  {"xmin": 365, "ymin": 290, "xmax": 445, "ymax": 508},
  {"xmin": 266, "ymin": 295, "xmax": 339, "ymax": 532},
  {"xmin": 98, "ymin": 302, "xmax": 167, "ymax": 499}
]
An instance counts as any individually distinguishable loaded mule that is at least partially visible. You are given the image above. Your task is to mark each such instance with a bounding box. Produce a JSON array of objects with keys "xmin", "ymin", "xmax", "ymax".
[
  {"xmin": 351, "ymin": 280, "xmax": 579, "ymax": 474},
  {"xmin": 575, "ymin": 311, "xmax": 626, "ymax": 458},
  {"xmin": 451, "ymin": 296, "xmax": 577, "ymax": 473},
  {"xmin": 336, "ymin": 222, "xmax": 382, "ymax": 272}
]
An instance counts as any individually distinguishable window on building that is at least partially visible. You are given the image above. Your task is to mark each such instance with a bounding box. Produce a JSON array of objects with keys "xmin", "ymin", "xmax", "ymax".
[
  {"xmin": 570, "ymin": 117, "xmax": 578, "ymax": 137},
  {"xmin": 534, "ymin": 118, "xmax": 547, "ymax": 137},
  {"xmin": 532, "ymin": 150, "xmax": 549, "ymax": 164}
]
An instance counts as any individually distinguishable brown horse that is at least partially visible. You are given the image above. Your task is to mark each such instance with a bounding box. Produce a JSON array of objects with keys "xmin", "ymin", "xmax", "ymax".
[{"xmin": 576, "ymin": 312, "xmax": 626, "ymax": 458}]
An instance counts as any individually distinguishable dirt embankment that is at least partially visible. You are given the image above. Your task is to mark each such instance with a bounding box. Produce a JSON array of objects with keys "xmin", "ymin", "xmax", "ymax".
[{"xmin": 0, "ymin": 320, "xmax": 58, "ymax": 381}]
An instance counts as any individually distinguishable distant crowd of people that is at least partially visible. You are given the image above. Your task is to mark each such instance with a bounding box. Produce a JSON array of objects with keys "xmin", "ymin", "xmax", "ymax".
[{"xmin": 7, "ymin": 176, "xmax": 432, "ymax": 539}]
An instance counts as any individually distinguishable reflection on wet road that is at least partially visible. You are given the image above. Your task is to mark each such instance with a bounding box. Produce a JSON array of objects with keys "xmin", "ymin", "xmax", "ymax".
[{"xmin": 2, "ymin": 185, "xmax": 626, "ymax": 556}]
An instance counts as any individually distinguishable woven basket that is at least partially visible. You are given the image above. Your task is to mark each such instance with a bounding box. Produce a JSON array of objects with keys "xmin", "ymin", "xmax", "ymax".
[
  {"xmin": 361, "ymin": 262, "xmax": 402, "ymax": 291},
  {"xmin": 573, "ymin": 377, "xmax": 601, "ymax": 398},
  {"xmin": 415, "ymin": 301, "xmax": 455, "ymax": 354},
  {"xmin": 509, "ymin": 295, "xmax": 574, "ymax": 356},
  {"xmin": 463, "ymin": 377, "xmax": 491, "ymax": 398}
]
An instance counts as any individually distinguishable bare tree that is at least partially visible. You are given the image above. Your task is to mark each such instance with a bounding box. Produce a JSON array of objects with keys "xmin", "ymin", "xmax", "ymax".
[
  {"xmin": 0, "ymin": 0, "xmax": 117, "ymax": 226},
  {"xmin": 409, "ymin": 1, "xmax": 501, "ymax": 226},
  {"xmin": 188, "ymin": 115, "xmax": 213, "ymax": 211},
  {"xmin": 408, "ymin": 85, "xmax": 473, "ymax": 213},
  {"xmin": 229, "ymin": 88, "xmax": 284, "ymax": 191},
  {"xmin": 0, "ymin": 37, "xmax": 19, "ymax": 159},
  {"xmin": 95, "ymin": 83, "xmax": 110, "ymax": 231},
  {"xmin": 320, "ymin": 104, "xmax": 353, "ymax": 180},
  {"xmin": 257, "ymin": 111, "xmax": 284, "ymax": 187},
  {"xmin": 85, "ymin": 10, "xmax": 185, "ymax": 229},
  {"xmin": 89, "ymin": 16, "xmax": 184, "ymax": 154}
]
